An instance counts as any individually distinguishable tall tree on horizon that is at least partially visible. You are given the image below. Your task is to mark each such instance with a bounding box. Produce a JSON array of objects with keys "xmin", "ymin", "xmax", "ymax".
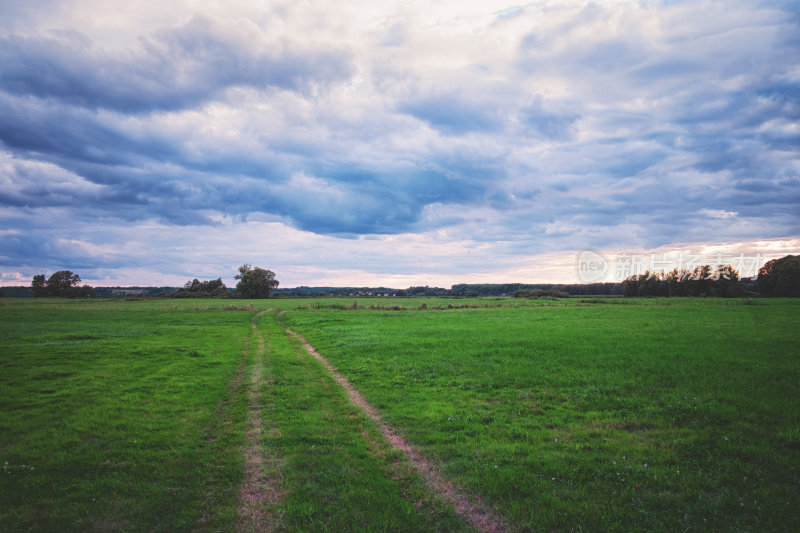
[{"xmin": 234, "ymin": 265, "xmax": 279, "ymax": 298}]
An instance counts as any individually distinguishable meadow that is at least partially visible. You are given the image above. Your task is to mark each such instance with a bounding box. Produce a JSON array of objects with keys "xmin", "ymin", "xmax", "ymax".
[{"xmin": 1, "ymin": 297, "xmax": 798, "ymax": 531}]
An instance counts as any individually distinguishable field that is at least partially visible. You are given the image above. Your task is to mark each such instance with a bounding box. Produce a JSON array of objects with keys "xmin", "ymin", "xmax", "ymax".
[{"xmin": 1, "ymin": 297, "xmax": 798, "ymax": 531}]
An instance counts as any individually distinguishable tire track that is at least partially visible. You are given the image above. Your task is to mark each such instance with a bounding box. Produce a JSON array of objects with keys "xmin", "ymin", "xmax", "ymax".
[
  {"xmin": 237, "ymin": 312, "xmax": 282, "ymax": 532},
  {"xmin": 279, "ymin": 318, "xmax": 506, "ymax": 533}
]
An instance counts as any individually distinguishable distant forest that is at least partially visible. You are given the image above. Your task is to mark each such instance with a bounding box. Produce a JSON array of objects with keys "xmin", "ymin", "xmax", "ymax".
[
  {"xmin": 2, "ymin": 282, "xmax": 626, "ymax": 298},
  {"xmin": 0, "ymin": 280, "xmax": 750, "ymax": 298},
  {"xmin": 2, "ymin": 255, "xmax": 798, "ymax": 298}
]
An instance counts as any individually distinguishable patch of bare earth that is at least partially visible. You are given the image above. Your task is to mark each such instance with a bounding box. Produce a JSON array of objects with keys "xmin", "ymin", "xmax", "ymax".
[
  {"xmin": 237, "ymin": 313, "xmax": 284, "ymax": 532},
  {"xmin": 281, "ymin": 322, "xmax": 507, "ymax": 533}
]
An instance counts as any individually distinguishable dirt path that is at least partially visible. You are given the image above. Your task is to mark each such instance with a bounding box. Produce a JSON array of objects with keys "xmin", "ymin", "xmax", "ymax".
[
  {"xmin": 279, "ymin": 318, "xmax": 507, "ymax": 533},
  {"xmin": 237, "ymin": 312, "xmax": 283, "ymax": 531}
]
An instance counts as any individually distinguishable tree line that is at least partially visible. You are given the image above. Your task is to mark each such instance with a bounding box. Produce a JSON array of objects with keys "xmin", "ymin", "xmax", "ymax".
[
  {"xmin": 27, "ymin": 265, "xmax": 279, "ymax": 299},
  {"xmin": 17, "ymin": 255, "xmax": 800, "ymax": 299},
  {"xmin": 757, "ymin": 255, "xmax": 800, "ymax": 297},
  {"xmin": 400, "ymin": 283, "xmax": 623, "ymax": 297},
  {"xmin": 620, "ymin": 255, "xmax": 800, "ymax": 298},
  {"xmin": 621, "ymin": 264, "xmax": 744, "ymax": 297}
]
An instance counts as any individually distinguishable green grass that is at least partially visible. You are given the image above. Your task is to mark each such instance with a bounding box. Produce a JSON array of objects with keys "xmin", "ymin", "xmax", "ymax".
[
  {"xmin": 0, "ymin": 299, "xmax": 255, "ymax": 531},
  {"xmin": 0, "ymin": 299, "xmax": 467, "ymax": 532},
  {"xmin": 257, "ymin": 311, "xmax": 466, "ymax": 531},
  {"xmin": 282, "ymin": 298, "xmax": 800, "ymax": 531},
  {"xmin": 1, "ymin": 297, "xmax": 798, "ymax": 531}
]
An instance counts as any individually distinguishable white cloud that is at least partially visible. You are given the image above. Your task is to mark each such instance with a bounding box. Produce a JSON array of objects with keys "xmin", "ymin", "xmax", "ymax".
[{"xmin": 700, "ymin": 209, "xmax": 738, "ymax": 219}]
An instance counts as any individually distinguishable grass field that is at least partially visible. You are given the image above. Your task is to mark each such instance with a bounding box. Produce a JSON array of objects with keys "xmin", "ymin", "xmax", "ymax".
[{"xmin": 1, "ymin": 297, "xmax": 798, "ymax": 531}]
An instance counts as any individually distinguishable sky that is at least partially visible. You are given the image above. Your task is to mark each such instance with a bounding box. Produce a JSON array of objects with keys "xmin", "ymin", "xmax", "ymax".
[{"xmin": 1, "ymin": 0, "xmax": 798, "ymax": 288}]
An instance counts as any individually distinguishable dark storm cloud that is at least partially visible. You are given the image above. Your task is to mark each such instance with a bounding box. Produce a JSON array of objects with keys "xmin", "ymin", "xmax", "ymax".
[
  {"xmin": 0, "ymin": 93, "xmax": 176, "ymax": 166},
  {"xmin": 248, "ymin": 157, "xmax": 493, "ymax": 235},
  {"xmin": 662, "ymin": 77, "xmax": 800, "ymax": 181},
  {"xmin": 0, "ymin": 231, "xmax": 106, "ymax": 270},
  {"xmin": 0, "ymin": 233, "xmax": 56, "ymax": 267},
  {"xmin": 0, "ymin": 15, "xmax": 354, "ymax": 113}
]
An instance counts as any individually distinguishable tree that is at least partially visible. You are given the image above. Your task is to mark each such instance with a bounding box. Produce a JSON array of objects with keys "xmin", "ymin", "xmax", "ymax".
[
  {"xmin": 46, "ymin": 271, "xmax": 82, "ymax": 297},
  {"xmin": 169, "ymin": 278, "xmax": 228, "ymax": 298},
  {"xmin": 32, "ymin": 274, "xmax": 47, "ymax": 297},
  {"xmin": 665, "ymin": 268, "xmax": 688, "ymax": 296},
  {"xmin": 31, "ymin": 271, "xmax": 94, "ymax": 297},
  {"xmin": 711, "ymin": 265, "xmax": 744, "ymax": 297},
  {"xmin": 758, "ymin": 255, "xmax": 800, "ymax": 296},
  {"xmin": 642, "ymin": 270, "xmax": 666, "ymax": 297},
  {"xmin": 235, "ymin": 264, "xmax": 279, "ymax": 298},
  {"xmin": 691, "ymin": 264, "xmax": 713, "ymax": 296},
  {"xmin": 78, "ymin": 285, "xmax": 96, "ymax": 298},
  {"xmin": 622, "ymin": 264, "xmax": 744, "ymax": 297}
]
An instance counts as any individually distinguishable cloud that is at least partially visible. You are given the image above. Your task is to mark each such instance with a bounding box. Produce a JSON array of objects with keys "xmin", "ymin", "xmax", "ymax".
[
  {"xmin": 700, "ymin": 209, "xmax": 738, "ymax": 220},
  {"xmin": 517, "ymin": 97, "xmax": 579, "ymax": 140},
  {"xmin": 493, "ymin": 5, "xmax": 527, "ymax": 25},
  {"xmin": 0, "ymin": 0, "xmax": 798, "ymax": 286},
  {"xmin": 0, "ymin": 152, "xmax": 102, "ymax": 207},
  {"xmin": 398, "ymin": 92, "xmax": 505, "ymax": 135},
  {"xmin": 0, "ymin": 15, "xmax": 354, "ymax": 113}
]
